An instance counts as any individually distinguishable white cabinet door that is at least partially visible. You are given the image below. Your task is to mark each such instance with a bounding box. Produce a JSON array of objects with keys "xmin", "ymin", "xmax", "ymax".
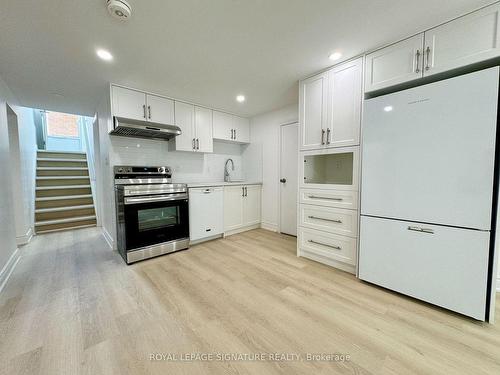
[
  {"xmin": 173, "ymin": 101, "xmax": 195, "ymax": 152},
  {"xmin": 111, "ymin": 86, "xmax": 147, "ymax": 121},
  {"xmin": 359, "ymin": 215, "xmax": 489, "ymax": 320},
  {"xmin": 299, "ymin": 71, "xmax": 328, "ymax": 150},
  {"xmin": 424, "ymin": 3, "xmax": 500, "ymax": 76},
  {"xmin": 224, "ymin": 186, "xmax": 244, "ymax": 231},
  {"xmin": 146, "ymin": 94, "xmax": 174, "ymax": 125},
  {"xmin": 327, "ymin": 58, "xmax": 362, "ymax": 147},
  {"xmin": 189, "ymin": 187, "xmax": 224, "ymax": 241},
  {"xmin": 234, "ymin": 116, "xmax": 250, "ymax": 143},
  {"xmin": 365, "ymin": 34, "xmax": 424, "ymax": 92},
  {"xmin": 243, "ymin": 185, "xmax": 261, "ymax": 226},
  {"xmin": 213, "ymin": 111, "xmax": 234, "ymax": 141},
  {"xmin": 194, "ymin": 106, "xmax": 213, "ymax": 153}
]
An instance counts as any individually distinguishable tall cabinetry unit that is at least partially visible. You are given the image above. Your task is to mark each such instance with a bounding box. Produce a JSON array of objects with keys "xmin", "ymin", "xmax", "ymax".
[{"xmin": 297, "ymin": 57, "xmax": 363, "ymax": 274}]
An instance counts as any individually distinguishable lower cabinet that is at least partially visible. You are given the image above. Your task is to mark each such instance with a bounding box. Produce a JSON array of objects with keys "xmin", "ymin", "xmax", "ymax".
[
  {"xmin": 224, "ymin": 185, "xmax": 262, "ymax": 233},
  {"xmin": 189, "ymin": 187, "xmax": 224, "ymax": 241},
  {"xmin": 189, "ymin": 184, "xmax": 262, "ymax": 243}
]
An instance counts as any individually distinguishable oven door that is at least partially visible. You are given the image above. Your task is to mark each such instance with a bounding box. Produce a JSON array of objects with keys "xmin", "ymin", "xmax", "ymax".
[{"xmin": 123, "ymin": 194, "xmax": 189, "ymax": 251}]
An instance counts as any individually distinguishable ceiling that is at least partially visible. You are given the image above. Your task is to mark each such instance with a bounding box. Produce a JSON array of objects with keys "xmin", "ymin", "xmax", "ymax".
[{"xmin": 0, "ymin": 0, "xmax": 493, "ymax": 117}]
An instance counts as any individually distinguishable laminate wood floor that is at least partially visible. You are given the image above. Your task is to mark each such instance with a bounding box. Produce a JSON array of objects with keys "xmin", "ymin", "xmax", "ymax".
[{"xmin": 1, "ymin": 228, "xmax": 499, "ymax": 375}]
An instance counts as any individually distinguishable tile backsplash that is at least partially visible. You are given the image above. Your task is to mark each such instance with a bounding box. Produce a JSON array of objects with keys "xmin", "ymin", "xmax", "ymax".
[{"xmin": 109, "ymin": 136, "xmax": 244, "ymax": 182}]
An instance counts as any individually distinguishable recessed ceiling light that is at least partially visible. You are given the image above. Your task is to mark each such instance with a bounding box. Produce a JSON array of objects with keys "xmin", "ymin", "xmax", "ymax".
[
  {"xmin": 329, "ymin": 52, "xmax": 342, "ymax": 61},
  {"xmin": 96, "ymin": 49, "xmax": 113, "ymax": 61},
  {"xmin": 236, "ymin": 95, "xmax": 245, "ymax": 103},
  {"xmin": 384, "ymin": 106, "xmax": 393, "ymax": 112}
]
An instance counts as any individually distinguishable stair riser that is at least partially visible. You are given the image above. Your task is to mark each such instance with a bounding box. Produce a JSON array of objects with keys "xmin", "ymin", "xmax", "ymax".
[
  {"xmin": 37, "ymin": 152, "xmax": 86, "ymax": 160},
  {"xmin": 36, "ymin": 208, "xmax": 95, "ymax": 222},
  {"xmin": 37, "ymin": 160, "xmax": 88, "ymax": 167},
  {"xmin": 36, "ymin": 219, "xmax": 97, "ymax": 233},
  {"xmin": 36, "ymin": 178, "xmax": 90, "ymax": 187},
  {"xmin": 36, "ymin": 197, "xmax": 93, "ymax": 209},
  {"xmin": 36, "ymin": 187, "xmax": 92, "ymax": 197},
  {"xmin": 37, "ymin": 170, "xmax": 89, "ymax": 177}
]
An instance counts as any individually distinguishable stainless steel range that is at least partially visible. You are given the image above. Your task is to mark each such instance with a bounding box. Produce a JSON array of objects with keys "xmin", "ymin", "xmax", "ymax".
[{"xmin": 114, "ymin": 166, "xmax": 189, "ymax": 264}]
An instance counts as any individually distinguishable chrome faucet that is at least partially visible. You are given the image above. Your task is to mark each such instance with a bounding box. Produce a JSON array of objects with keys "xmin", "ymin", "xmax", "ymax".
[{"xmin": 224, "ymin": 158, "xmax": 234, "ymax": 182}]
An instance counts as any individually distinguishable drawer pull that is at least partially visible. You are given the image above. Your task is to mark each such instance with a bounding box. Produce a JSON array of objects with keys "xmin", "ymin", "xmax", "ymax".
[
  {"xmin": 308, "ymin": 215, "xmax": 342, "ymax": 224},
  {"xmin": 308, "ymin": 195, "xmax": 343, "ymax": 201},
  {"xmin": 308, "ymin": 239, "xmax": 341, "ymax": 250},
  {"xmin": 407, "ymin": 226, "xmax": 434, "ymax": 234}
]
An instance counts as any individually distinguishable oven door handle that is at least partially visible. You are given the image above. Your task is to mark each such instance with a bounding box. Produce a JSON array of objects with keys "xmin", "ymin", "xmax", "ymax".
[{"xmin": 124, "ymin": 193, "xmax": 188, "ymax": 205}]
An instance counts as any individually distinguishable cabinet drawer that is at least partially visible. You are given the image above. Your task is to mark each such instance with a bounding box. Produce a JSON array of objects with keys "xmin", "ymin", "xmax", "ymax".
[
  {"xmin": 300, "ymin": 204, "xmax": 358, "ymax": 237},
  {"xmin": 300, "ymin": 189, "xmax": 358, "ymax": 210},
  {"xmin": 298, "ymin": 227, "xmax": 357, "ymax": 266}
]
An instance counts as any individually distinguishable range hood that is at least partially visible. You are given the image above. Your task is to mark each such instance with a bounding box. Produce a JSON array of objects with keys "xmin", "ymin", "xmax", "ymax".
[{"xmin": 110, "ymin": 116, "xmax": 182, "ymax": 140}]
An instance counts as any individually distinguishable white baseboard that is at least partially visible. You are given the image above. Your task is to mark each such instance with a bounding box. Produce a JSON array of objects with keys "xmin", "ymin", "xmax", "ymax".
[
  {"xmin": 260, "ymin": 222, "xmax": 278, "ymax": 232},
  {"xmin": 102, "ymin": 227, "xmax": 115, "ymax": 250},
  {"xmin": 0, "ymin": 248, "xmax": 21, "ymax": 294},
  {"xmin": 16, "ymin": 227, "xmax": 33, "ymax": 246},
  {"xmin": 224, "ymin": 224, "xmax": 261, "ymax": 237}
]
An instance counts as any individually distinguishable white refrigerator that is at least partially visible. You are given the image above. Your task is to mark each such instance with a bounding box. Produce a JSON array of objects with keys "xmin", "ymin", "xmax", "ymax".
[{"xmin": 359, "ymin": 67, "xmax": 499, "ymax": 321}]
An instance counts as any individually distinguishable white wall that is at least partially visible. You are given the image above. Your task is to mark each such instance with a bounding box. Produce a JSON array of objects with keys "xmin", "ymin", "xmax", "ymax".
[
  {"xmin": 12, "ymin": 106, "xmax": 37, "ymax": 243},
  {"xmin": 247, "ymin": 104, "xmax": 298, "ymax": 231},
  {"xmin": 0, "ymin": 76, "xmax": 36, "ymax": 285}
]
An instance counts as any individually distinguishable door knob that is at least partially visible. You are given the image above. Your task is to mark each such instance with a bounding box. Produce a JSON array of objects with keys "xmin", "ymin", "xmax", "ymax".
[{"xmin": 280, "ymin": 178, "xmax": 286, "ymax": 183}]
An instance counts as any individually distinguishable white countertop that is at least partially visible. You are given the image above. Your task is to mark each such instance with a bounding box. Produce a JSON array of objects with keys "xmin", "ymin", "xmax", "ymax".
[{"xmin": 186, "ymin": 181, "xmax": 262, "ymax": 188}]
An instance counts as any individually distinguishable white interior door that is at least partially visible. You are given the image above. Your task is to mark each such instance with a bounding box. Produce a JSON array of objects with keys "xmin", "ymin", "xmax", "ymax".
[{"xmin": 280, "ymin": 123, "xmax": 298, "ymax": 236}]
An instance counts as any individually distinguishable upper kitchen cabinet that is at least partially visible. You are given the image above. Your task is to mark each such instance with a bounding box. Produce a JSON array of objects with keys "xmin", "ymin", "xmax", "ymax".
[
  {"xmin": 300, "ymin": 59, "xmax": 362, "ymax": 150},
  {"xmin": 424, "ymin": 3, "xmax": 500, "ymax": 76},
  {"xmin": 111, "ymin": 85, "xmax": 175, "ymax": 125},
  {"xmin": 327, "ymin": 57, "xmax": 362, "ymax": 147},
  {"xmin": 299, "ymin": 71, "xmax": 328, "ymax": 150},
  {"xmin": 364, "ymin": 34, "xmax": 424, "ymax": 93},
  {"xmin": 194, "ymin": 106, "xmax": 213, "ymax": 153},
  {"xmin": 213, "ymin": 110, "xmax": 250, "ymax": 144},
  {"xmin": 170, "ymin": 102, "xmax": 213, "ymax": 153},
  {"xmin": 234, "ymin": 116, "xmax": 250, "ymax": 143},
  {"xmin": 145, "ymin": 94, "xmax": 175, "ymax": 125},
  {"xmin": 111, "ymin": 86, "xmax": 147, "ymax": 121},
  {"xmin": 171, "ymin": 101, "xmax": 195, "ymax": 152}
]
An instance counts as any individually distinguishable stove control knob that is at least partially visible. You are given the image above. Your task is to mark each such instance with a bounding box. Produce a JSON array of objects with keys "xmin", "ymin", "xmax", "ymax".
[
  {"xmin": 118, "ymin": 168, "xmax": 123, "ymax": 173},
  {"xmin": 158, "ymin": 167, "xmax": 164, "ymax": 173}
]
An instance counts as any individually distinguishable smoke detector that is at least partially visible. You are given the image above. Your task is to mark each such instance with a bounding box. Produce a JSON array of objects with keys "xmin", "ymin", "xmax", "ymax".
[{"xmin": 107, "ymin": 0, "xmax": 132, "ymax": 21}]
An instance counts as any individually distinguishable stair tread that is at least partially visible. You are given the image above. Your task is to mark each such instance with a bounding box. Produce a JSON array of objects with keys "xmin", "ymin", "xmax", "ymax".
[
  {"xmin": 35, "ymin": 204, "xmax": 94, "ymax": 213},
  {"xmin": 36, "ymin": 185, "xmax": 91, "ymax": 190},
  {"xmin": 37, "ymin": 158, "xmax": 88, "ymax": 162},
  {"xmin": 35, "ymin": 215, "xmax": 97, "ymax": 226},
  {"xmin": 35, "ymin": 223, "xmax": 97, "ymax": 234},
  {"xmin": 36, "ymin": 194, "xmax": 93, "ymax": 201},
  {"xmin": 37, "ymin": 150, "xmax": 86, "ymax": 155},
  {"xmin": 36, "ymin": 176, "xmax": 90, "ymax": 180},
  {"xmin": 37, "ymin": 167, "xmax": 88, "ymax": 170}
]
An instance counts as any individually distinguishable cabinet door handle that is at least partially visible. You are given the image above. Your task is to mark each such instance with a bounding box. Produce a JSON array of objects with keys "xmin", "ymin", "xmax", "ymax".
[
  {"xmin": 407, "ymin": 225, "xmax": 434, "ymax": 234},
  {"xmin": 326, "ymin": 128, "xmax": 331, "ymax": 145},
  {"xmin": 244, "ymin": 187, "xmax": 247, "ymax": 197},
  {"xmin": 143, "ymin": 104, "xmax": 147, "ymax": 119},
  {"xmin": 242, "ymin": 187, "xmax": 245, "ymax": 197},
  {"xmin": 308, "ymin": 195, "xmax": 343, "ymax": 201},
  {"xmin": 307, "ymin": 215, "xmax": 342, "ymax": 223},
  {"xmin": 308, "ymin": 239, "xmax": 341, "ymax": 250},
  {"xmin": 203, "ymin": 189, "xmax": 211, "ymax": 194},
  {"xmin": 231, "ymin": 129, "xmax": 234, "ymax": 139},
  {"xmin": 321, "ymin": 129, "xmax": 325, "ymax": 145},
  {"xmin": 192, "ymin": 138, "xmax": 195, "ymax": 150},
  {"xmin": 415, "ymin": 49, "xmax": 421, "ymax": 73},
  {"xmin": 196, "ymin": 138, "xmax": 200, "ymax": 150},
  {"xmin": 425, "ymin": 46, "xmax": 431, "ymax": 71},
  {"xmin": 148, "ymin": 105, "xmax": 152, "ymax": 119},
  {"xmin": 234, "ymin": 129, "xmax": 237, "ymax": 140}
]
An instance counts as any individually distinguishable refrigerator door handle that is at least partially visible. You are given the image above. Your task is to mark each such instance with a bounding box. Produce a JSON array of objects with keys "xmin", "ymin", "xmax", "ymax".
[{"xmin": 408, "ymin": 225, "xmax": 434, "ymax": 234}]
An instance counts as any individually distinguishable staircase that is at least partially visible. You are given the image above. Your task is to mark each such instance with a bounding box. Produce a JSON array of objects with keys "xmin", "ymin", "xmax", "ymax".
[{"xmin": 35, "ymin": 150, "xmax": 97, "ymax": 234}]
